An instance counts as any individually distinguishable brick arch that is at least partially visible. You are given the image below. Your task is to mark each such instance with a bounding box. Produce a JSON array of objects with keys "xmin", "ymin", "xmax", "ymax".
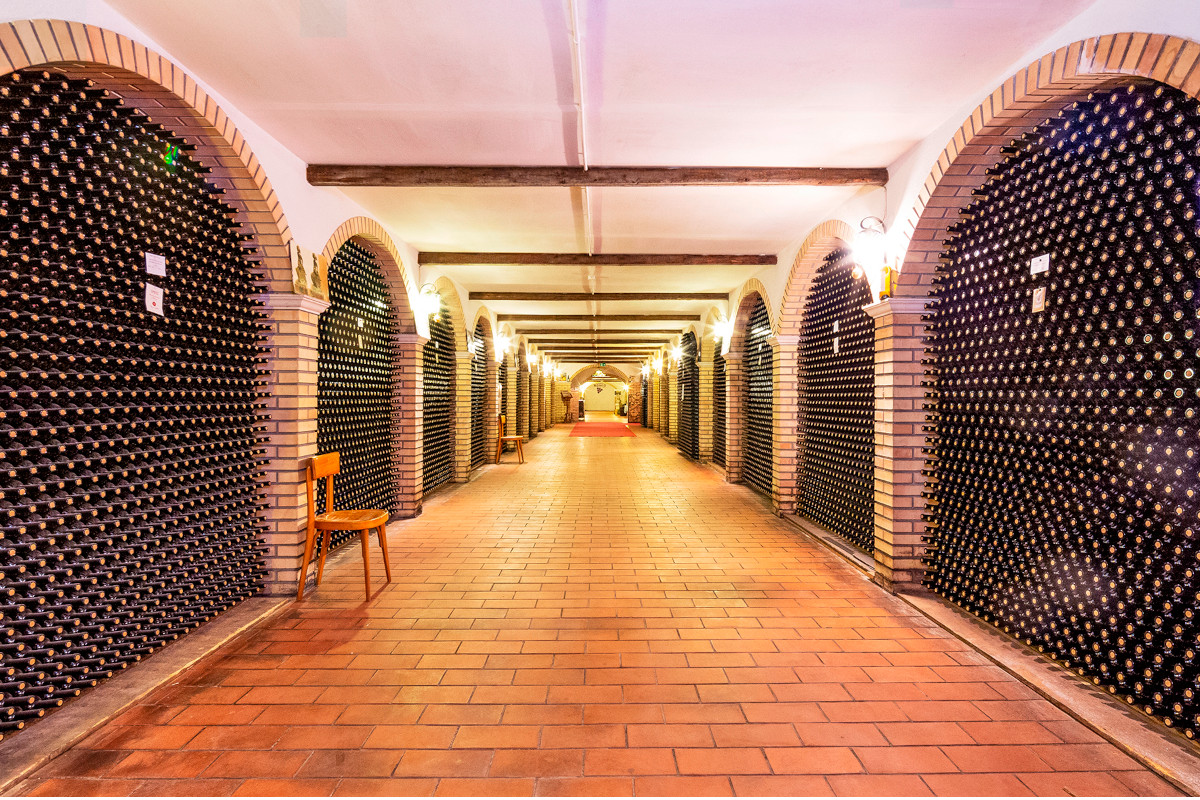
[
  {"xmin": 322, "ymin": 217, "xmax": 417, "ymax": 334},
  {"xmin": 895, "ymin": 32, "xmax": 1200, "ymax": 299},
  {"xmin": 699, "ymin": 306, "xmax": 724, "ymax": 363},
  {"xmin": 776, "ymin": 220, "xmax": 855, "ymax": 338},
  {"xmin": 0, "ymin": 19, "xmax": 293, "ymax": 292},
  {"xmin": 431, "ymin": 276, "xmax": 468, "ymax": 346},
  {"xmin": 728, "ymin": 278, "xmax": 774, "ymax": 359},
  {"xmin": 570, "ymin": 364, "xmax": 629, "ymax": 389},
  {"xmin": 468, "ymin": 310, "xmax": 498, "ymax": 475}
]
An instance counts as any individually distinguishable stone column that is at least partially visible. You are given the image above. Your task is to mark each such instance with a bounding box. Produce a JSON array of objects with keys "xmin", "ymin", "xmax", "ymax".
[
  {"xmin": 864, "ymin": 298, "xmax": 931, "ymax": 592},
  {"xmin": 773, "ymin": 334, "xmax": 802, "ymax": 516},
  {"xmin": 453, "ymin": 349, "xmax": 472, "ymax": 482},
  {"xmin": 537, "ymin": 369, "xmax": 547, "ymax": 431},
  {"xmin": 722, "ymin": 352, "xmax": 744, "ymax": 484},
  {"xmin": 697, "ymin": 360, "xmax": 714, "ymax": 462},
  {"xmin": 505, "ymin": 355, "xmax": 519, "ymax": 450},
  {"xmin": 667, "ymin": 362, "xmax": 679, "ymax": 445},
  {"xmin": 647, "ymin": 373, "xmax": 658, "ymax": 430},
  {"xmin": 260, "ymin": 292, "xmax": 328, "ymax": 595}
]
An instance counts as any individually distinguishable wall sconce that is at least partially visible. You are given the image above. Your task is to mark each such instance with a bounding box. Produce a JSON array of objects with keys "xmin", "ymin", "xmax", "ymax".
[
  {"xmin": 494, "ymin": 334, "xmax": 512, "ymax": 361},
  {"xmin": 417, "ymin": 284, "xmax": 441, "ymax": 320},
  {"xmin": 670, "ymin": 345, "xmax": 682, "ymax": 363},
  {"xmin": 852, "ymin": 216, "xmax": 896, "ymax": 303},
  {"xmin": 712, "ymin": 316, "xmax": 734, "ymax": 343},
  {"xmin": 526, "ymin": 352, "xmax": 537, "ymax": 368},
  {"xmin": 640, "ymin": 364, "xmax": 650, "ymax": 378}
]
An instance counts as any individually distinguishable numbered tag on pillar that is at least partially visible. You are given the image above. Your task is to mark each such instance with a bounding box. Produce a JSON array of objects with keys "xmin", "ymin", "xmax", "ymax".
[{"xmin": 146, "ymin": 283, "xmax": 165, "ymax": 316}]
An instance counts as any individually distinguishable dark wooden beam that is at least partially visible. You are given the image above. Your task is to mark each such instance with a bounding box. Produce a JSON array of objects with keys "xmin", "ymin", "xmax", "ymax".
[
  {"xmin": 542, "ymin": 354, "xmax": 652, "ymax": 359},
  {"xmin": 422, "ymin": 252, "xmax": 775, "ymax": 267},
  {"xmin": 309, "ymin": 165, "xmax": 887, "ymax": 188},
  {"xmin": 515, "ymin": 327, "xmax": 682, "ymax": 334},
  {"xmin": 470, "ymin": 292, "xmax": 725, "ymax": 301},
  {"xmin": 525, "ymin": 339, "xmax": 671, "ymax": 345},
  {"xmin": 498, "ymin": 314, "xmax": 700, "ymax": 322}
]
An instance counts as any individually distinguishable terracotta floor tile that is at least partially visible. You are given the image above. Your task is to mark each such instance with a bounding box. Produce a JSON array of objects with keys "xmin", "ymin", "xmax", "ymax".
[
  {"xmin": 764, "ymin": 746, "xmax": 862, "ymax": 775},
  {"xmin": 231, "ymin": 777, "xmax": 339, "ymax": 796},
  {"xmin": 332, "ymin": 778, "xmax": 438, "ymax": 796},
  {"xmin": 923, "ymin": 772, "xmax": 1035, "ymax": 796},
  {"xmin": 10, "ymin": 427, "xmax": 1181, "ymax": 796},
  {"xmin": 24, "ymin": 778, "xmax": 145, "ymax": 797},
  {"xmin": 828, "ymin": 773, "xmax": 935, "ymax": 796},
  {"xmin": 729, "ymin": 775, "xmax": 833, "ymax": 796},
  {"xmin": 676, "ymin": 747, "xmax": 770, "ymax": 775},
  {"xmin": 295, "ymin": 749, "xmax": 404, "ymax": 778},
  {"xmin": 535, "ymin": 776, "xmax": 634, "ymax": 795},
  {"xmin": 583, "ymin": 747, "xmax": 677, "ymax": 776},
  {"xmin": 489, "ymin": 748, "xmax": 584, "ymax": 777},
  {"xmin": 637, "ymin": 775, "xmax": 735, "ymax": 795}
]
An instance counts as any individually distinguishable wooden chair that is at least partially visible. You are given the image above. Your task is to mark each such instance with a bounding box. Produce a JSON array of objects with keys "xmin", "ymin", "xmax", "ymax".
[
  {"xmin": 495, "ymin": 413, "xmax": 525, "ymax": 464},
  {"xmin": 296, "ymin": 452, "xmax": 391, "ymax": 601}
]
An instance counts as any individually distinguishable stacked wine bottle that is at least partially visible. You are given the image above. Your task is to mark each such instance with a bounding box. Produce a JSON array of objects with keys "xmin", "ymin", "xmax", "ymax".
[
  {"xmin": 677, "ymin": 331, "xmax": 699, "ymax": 461},
  {"xmin": 712, "ymin": 348, "xmax": 726, "ymax": 468},
  {"xmin": 742, "ymin": 296, "xmax": 774, "ymax": 497},
  {"xmin": 924, "ymin": 82, "xmax": 1200, "ymax": 736},
  {"xmin": 469, "ymin": 320, "xmax": 488, "ymax": 471},
  {"xmin": 798, "ymin": 249, "xmax": 876, "ymax": 552},
  {"xmin": 316, "ymin": 241, "xmax": 397, "ymax": 549},
  {"xmin": 422, "ymin": 302, "xmax": 454, "ymax": 492},
  {"xmin": 0, "ymin": 70, "xmax": 270, "ymax": 735}
]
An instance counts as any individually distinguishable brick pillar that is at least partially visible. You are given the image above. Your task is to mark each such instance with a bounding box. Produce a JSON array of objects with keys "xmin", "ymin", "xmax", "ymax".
[
  {"xmin": 628, "ymin": 373, "xmax": 643, "ymax": 425},
  {"xmin": 504, "ymin": 354, "xmax": 519, "ymax": 450},
  {"xmin": 261, "ymin": 293, "xmax": 328, "ymax": 595},
  {"xmin": 647, "ymin": 374, "xmax": 657, "ymax": 429},
  {"xmin": 453, "ymin": 350, "xmax": 472, "ymax": 482},
  {"xmin": 666, "ymin": 363, "xmax": 679, "ymax": 445},
  {"xmin": 537, "ymin": 369, "xmax": 547, "ymax": 432},
  {"xmin": 656, "ymin": 370, "xmax": 668, "ymax": 436},
  {"xmin": 865, "ymin": 298, "xmax": 931, "ymax": 593},
  {"xmin": 723, "ymin": 352, "xmax": 744, "ymax": 484},
  {"xmin": 773, "ymin": 334, "xmax": 801, "ymax": 515},
  {"xmin": 552, "ymin": 379, "xmax": 568, "ymax": 423},
  {"xmin": 527, "ymin": 365, "xmax": 538, "ymax": 440},
  {"xmin": 394, "ymin": 332, "xmax": 426, "ymax": 517},
  {"xmin": 697, "ymin": 360, "xmax": 713, "ymax": 462}
]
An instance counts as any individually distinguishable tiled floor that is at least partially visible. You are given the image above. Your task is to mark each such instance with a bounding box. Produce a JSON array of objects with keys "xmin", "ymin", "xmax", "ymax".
[{"xmin": 13, "ymin": 424, "xmax": 1183, "ymax": 796}]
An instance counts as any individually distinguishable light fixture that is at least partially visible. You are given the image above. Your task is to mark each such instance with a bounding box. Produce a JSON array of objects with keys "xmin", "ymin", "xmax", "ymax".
[
  {"xmin": 417, "ymin": 283, "xmax": 441, "ymax": 320},
  {"xmin": 494, "ymin": 333, "xmax": 512, "ymax": 360},
  {"xmin": 712, "ymin": 316, "xmax": 734, "ymax": 343},
  {"xmin": 640, "ymin": 364, "xmax": 650, "ymax": 378},
  {"xmin": 526, "ymin": 352, "xmax": 537, "ymax": 367},
  {"xmin": 671, "ymin": 345, "xmax": 682, "ymax": 363},
  {"xmin": 852, "ymin": 216, "xmax": 896, "ymax": 303}
]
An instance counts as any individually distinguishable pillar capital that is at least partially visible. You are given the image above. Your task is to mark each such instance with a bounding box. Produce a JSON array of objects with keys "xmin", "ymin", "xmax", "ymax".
[
  {"xmin": 864, "ymin": 297, "xmax": 931, "ymax": 320},
  {"xmin": 262, "ymin": 292, "xmax": 330, "ymax": 316}
]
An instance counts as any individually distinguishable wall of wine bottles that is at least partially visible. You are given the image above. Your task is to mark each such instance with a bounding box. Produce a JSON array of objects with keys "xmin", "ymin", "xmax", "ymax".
[
  {"xmin": 499, "ymin": 358, "xmax": 508, "ymax": 422},
  {"xmin": 0, "ymin": 69, "xmax": 270, "ymax": 734},
  {"xmin": 713, "ymin": 350, "xmax": 726, "ymax": 468},
  {"xmin": 516, "ymin": 348, "xmax": 527, "ymax": 439},
  {"xmin": 316, "ymin": 241, "xmax": 397, "ymax": 550},
  {"xmin": 798, "ymin": 250, "xmax": 876, "ymax": 552},
  {"xmin": 421, "ymin": 303, "xmax": 454, "ymax": 493},
  {"xmin": 924, "ymin": 81, "xmax": 1200, "ymax": 737},
  {"xmin": 742, "ymin": 296, "xmax": 774, "ymax": 496},
  {"xmin": 640, "ymin": 373, "xmax": 649, "ymax": 427},
  {"xmin": 469, "ymin": 320, "xmax": 488, "ymax": 471},
  {"xmin": 677, "ymin": 332, "xmax": 700, "ymax": 460}
]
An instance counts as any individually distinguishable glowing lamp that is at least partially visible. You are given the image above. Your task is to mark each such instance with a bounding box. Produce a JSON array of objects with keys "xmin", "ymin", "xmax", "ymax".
[
  {"xmin": 852, "ymin": 216, "xmax": 896, "ymax": 303},
  {"xmin": 417, "ymin": 284, "xmax": 441, "ymax": 320}
]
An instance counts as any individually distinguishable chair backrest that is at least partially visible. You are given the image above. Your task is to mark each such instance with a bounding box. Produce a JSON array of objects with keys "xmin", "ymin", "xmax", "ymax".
[
  {"xmin": 306, "ymin": 452, "xmax": 340, "ymax": 526},
  {"xmin": 498, "ymin": 413, "xmax": 507, "ymax": 431}
]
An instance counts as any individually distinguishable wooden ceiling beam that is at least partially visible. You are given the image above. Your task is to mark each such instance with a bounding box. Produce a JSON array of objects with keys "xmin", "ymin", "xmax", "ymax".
[
  {"xmin": 514, "ymin": 327, "xmax": 683, "ymax": 334},
  {"xmin": 524, "ymin": 339, "xmax": 671, "ymax": 344},
  {"xmin": 498, "ymin": 314, "xmax": 700, "ymax": 322},
  {"xmin": 422, "ymin": 252, "xmax": 774, "ymax": 266},
  {"xmin": 308, "ymin": 165, "xmax": 887, "ymax": 188},
  {"xmin": 470, "ymin": 292, "xmax": 725, "ymax": 301}
]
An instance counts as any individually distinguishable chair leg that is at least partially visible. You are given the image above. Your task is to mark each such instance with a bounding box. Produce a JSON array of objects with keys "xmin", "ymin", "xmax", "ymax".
[
  {"xmin": 377, "ymin": 524, "xmax": 392, "ymax": 583},
  {"xmin": 297, "ymin": 521, "xmax": 317, "ymax": 601},
  {"xmin": 359, "ymin": 529, "xmax": 372, "ymax": 599},
  {"xmin": 315, "ymin": 530, "xmax": 332, "ymax": 586},
  {"xmin": 517, "ymin": 438, "xmax": 525, "ymax": 464},
  {"xmin": 495, "ymin": 437, "xmax": 503, "ymax": 464}
]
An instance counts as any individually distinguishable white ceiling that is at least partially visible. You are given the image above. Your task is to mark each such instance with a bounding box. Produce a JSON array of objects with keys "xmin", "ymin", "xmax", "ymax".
[{"xmin": 107, "ymin": 0, "xmax": 1098, "ymax": 364}]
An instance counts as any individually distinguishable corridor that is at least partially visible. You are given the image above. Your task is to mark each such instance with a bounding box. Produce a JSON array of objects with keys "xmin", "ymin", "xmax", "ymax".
[{"xmin": 12, "ymin": 424, "xmax": 1178, "ymax": 797}]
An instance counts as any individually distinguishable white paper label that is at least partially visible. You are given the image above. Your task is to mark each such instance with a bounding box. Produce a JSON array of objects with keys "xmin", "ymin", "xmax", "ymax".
[
  {"xmin": 145, "ymin": 252, "xmax": 166, "ymax": 277},
  {"xmin": 833, "ymin": 337, "xmax": 840, "ymax": 354},
  {"xmin": 1032, "ymin": 286, "xmax": 1046, "ymax": 313},
  {"xmin": 146, "ymin": 283, "xmax": 164, "ymax": 316},
  {"xmin": 833, "ymin": 320, "xmax": 839, "ymax": 333},
  {"xmin": 1030, "ymin": 253, "xmax": 1050, "ymax": 275}
]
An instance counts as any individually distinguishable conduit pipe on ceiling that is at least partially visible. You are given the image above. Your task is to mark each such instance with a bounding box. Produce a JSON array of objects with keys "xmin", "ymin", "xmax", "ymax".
[{"xmin": 566, "ymin": 0, "xmax": 595, "ymax": 258}]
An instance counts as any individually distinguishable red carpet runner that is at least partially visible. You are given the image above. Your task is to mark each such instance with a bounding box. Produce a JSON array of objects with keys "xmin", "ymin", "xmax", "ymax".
[{"xmin": 569, "ymin": 421, "xmax": 635, "ymax": 437}]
